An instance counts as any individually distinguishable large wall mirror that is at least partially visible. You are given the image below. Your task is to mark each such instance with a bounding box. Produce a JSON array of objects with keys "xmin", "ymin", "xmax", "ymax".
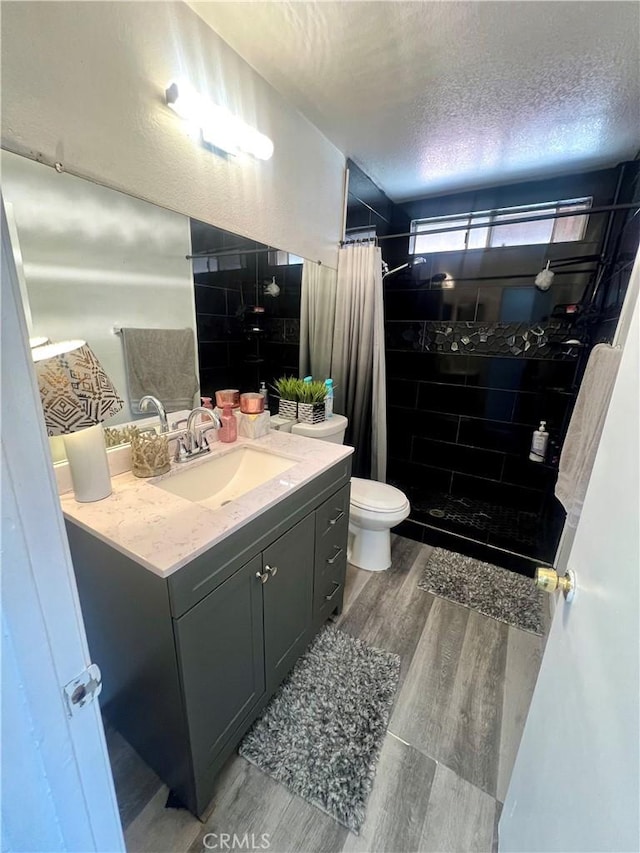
[{"xmin": 1, "ymin": 149, "xmax": 307, "ymax": 455}]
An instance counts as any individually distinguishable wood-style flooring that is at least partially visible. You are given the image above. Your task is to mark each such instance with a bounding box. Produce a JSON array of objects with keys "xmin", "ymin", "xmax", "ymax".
[{"xmin": 105, "ymin": 536, "xmax": 546, "ymax": 853}]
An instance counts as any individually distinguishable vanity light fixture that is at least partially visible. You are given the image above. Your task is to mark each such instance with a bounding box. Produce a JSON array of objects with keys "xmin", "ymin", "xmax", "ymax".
[
  {"xmin": 32, "ymin": 340, "xmax": 124, "ymax": 502},
  {"xmin": 165, "ymin": 80, "xmax": 274, "ymax": 161}
]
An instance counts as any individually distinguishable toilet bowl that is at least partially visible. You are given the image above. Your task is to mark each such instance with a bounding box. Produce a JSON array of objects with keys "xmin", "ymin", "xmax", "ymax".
[
  {"xmin": 349, "ymin": 478, "xmax": 410, "ymax": 571},
  {"xmin": 289, "ymin": 415, "xmax": 411, "ymax": 572}
]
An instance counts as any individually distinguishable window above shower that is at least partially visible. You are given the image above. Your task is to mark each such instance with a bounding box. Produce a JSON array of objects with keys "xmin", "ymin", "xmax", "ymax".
[
  {"xmin": 409, "ymin": 197, "xmax": 592, "ymax": 255},
  {"xmin": 268, "ymin": 250, "xmax": 304, "ymax": 266}
]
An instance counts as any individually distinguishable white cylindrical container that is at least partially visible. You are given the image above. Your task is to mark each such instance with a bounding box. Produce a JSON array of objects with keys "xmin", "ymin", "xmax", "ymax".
[{"xmin": 63, "ymin": 423, "xmax": 112, "ymax": 502}]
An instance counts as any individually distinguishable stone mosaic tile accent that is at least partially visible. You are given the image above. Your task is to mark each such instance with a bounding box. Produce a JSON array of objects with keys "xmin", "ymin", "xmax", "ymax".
[
  {"xmin": 422, "ymin": 320, "xmax": 574, "ymax": 358},
  {"xmin": 385, "ymin": 320, "xmax": 577, "ymax": 359}
]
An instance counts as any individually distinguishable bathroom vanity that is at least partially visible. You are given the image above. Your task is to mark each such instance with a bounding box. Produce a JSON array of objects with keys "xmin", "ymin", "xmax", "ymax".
[{"xmin": 61, "ymin": 432, "xmax": 353, "ymax": 818}]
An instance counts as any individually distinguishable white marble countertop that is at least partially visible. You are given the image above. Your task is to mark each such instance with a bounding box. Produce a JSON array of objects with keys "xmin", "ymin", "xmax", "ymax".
[{"xmin": 61, "ymin": 432, "xmax": 354, "ymax": 578}]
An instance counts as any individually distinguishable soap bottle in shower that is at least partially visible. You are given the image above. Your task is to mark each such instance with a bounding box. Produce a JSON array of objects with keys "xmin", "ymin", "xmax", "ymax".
[{"xmin": 529, "ymin": 421, "xmax": 548, "ymax": 463}]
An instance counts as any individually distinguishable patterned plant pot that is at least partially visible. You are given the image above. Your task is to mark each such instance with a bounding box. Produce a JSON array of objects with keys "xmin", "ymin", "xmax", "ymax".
[
  {"xmin": 298, "ymin": 402, "xmax": 326, "ymax": 425},
  {"xmin": 278, "ymin": 398, "xmax": 298, "ymax": 420}
]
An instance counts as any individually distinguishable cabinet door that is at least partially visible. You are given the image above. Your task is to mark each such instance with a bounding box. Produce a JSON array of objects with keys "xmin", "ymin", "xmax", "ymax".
[
  {"xmin": 174, "ymin": 554, "xmax": 265, "ymax": 773},
  {"xmin": 262, "ymin": 514, "xmax": 315, "ymax": 693}
]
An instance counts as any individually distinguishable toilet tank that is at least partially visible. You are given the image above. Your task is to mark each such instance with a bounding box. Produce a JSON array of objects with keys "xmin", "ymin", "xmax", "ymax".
[{"xmin": 290, "ymin": 414, "xmax": 348, "ymax": 444}]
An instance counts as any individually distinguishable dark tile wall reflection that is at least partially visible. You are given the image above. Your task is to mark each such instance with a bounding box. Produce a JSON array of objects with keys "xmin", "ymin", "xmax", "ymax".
[{"xmin": 190, "ymin": 219, "xmax": 302, "ymax": 405}]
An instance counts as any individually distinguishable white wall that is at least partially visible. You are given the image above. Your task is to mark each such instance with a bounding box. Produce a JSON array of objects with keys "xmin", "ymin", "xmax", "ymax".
[
  {"xmin": 1, "ymin": 150, "xmax": 197, "ymax": 424},
  {"xmin": 1, "ymin": 1, "xmax": 345, "ymax": 269}
]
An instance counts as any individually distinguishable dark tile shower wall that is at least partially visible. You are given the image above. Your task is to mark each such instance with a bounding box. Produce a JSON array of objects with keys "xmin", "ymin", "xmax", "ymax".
[
  {"xmin": 364, "ymin": 165, "xmax": 632, "ymax": 574},
  {"xmin": 190, "ymin": 219, "xmax": 302, "ymax": 404}
]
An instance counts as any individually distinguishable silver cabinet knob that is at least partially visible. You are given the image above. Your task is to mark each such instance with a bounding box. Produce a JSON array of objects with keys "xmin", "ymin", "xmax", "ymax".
[
  {"xmin": 265, "ymin": 564, "xmax": 278, "ymax": 577},
  {"xmin": 256, "ymin": 570, "xmax": 269, "ymax": 584}
]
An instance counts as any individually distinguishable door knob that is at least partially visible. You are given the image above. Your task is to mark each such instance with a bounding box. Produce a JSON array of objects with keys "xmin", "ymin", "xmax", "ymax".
[{"xmin": 534, "ymin": 567, "xmax": 576, "ymax": 601}]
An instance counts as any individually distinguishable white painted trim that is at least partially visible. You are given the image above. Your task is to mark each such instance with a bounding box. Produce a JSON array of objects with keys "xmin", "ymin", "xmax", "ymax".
[
  {"xmin": 1, "ymin": 196, "xmax": 124, "ymax": 851},
  {"xmin": 3, "ymin": 199, "xmax": 32, "ymax": 334}
]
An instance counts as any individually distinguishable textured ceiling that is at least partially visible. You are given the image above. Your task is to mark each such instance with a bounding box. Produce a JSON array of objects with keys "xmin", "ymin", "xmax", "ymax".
[{"xmin": 187, "ymin": 1, "xmax": 640, "ymax": 200}]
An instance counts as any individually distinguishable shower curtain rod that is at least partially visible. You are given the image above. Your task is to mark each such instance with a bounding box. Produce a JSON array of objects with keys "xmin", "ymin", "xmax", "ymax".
[
  {"xmin": 340, "ymin": 202, "xmax": 639, "ymax": 245},
  {"xmin": 186, "ymin": 246, "xmax": 279, "ymax": 260},
  {"xmin": 388, "ymin": 267, "xmax": 600, "ymax": 287}
]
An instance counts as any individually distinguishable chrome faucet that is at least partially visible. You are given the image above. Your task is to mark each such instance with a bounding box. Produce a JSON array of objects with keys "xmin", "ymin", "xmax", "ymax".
[
  {"xmin": 187, "ymin": 407, "xmax": 222, "ymax": 445},
  {"xmin": 174, "ymin": 407, "xmax": 222, "ymax": 462},
  {"xmin": 139, "ymin": 395, "xmax": 169, "ymax": 433}
]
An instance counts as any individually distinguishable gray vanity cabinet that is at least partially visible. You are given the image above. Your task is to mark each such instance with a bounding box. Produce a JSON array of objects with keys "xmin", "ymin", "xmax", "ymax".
[{"xmin": 65, "ymin": 457, "xmax": 351, "ymax": 818}]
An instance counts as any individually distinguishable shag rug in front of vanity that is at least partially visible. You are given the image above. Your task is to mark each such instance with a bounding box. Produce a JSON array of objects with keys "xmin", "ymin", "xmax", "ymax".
[
  {"xmin": 418, "ymin": 547, "xmax": 544, "ymax": 635},
  {"xmin": 238, "ymin": 625, "xmax": 400, "ymax": 834}
]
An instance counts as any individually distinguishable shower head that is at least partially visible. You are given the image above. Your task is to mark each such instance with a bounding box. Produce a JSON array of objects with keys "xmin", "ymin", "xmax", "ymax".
[
  {"xmin": 382, "ymin": 257, "xmax": 427, "ymax": 280},
  {"xmin": 383, "ymin": 262, "xmax": 409, "ymax": 279}
]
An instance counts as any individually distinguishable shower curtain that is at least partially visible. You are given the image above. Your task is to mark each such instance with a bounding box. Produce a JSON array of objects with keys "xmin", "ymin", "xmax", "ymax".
[
  {"xmin": 299, "ymin": 261, "xmax": 337, "ymax": 380},
  {"xmin": 301, "ymin": 244, "xmax": 387, "ymax": 481}
]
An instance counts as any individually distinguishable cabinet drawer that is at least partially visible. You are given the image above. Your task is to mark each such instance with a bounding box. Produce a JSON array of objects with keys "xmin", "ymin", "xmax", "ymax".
[
  {"xmin": 314, "ymin": 556, "xmax": 346, "ymax": 623},
  {"xmin": 314, "ymin": 484, "xmax": 350, "ymax": 616},
  {"xmin": 315, "ymin": 483, "xmax": 350, "ymax": 542}
]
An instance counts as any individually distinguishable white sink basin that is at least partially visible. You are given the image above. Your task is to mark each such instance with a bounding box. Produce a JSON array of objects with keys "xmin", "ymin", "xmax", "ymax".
[{"xmin": 154, "ymin": 446, "xmax": 297, "ymax": 510}]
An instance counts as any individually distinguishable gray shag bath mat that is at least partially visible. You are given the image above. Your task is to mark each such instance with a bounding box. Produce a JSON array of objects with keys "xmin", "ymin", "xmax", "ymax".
[
  {"xmin": 418, "ymin": 547, "xmax": 544, "ymax": 635},
  {"xmin": 238, "ymin": 625, "xmax": 400, "ymax": 833}
]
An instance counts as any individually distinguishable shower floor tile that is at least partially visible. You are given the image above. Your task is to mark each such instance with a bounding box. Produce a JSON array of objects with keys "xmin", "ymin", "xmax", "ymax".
[{"xmin": 392, "ymin": 485, "xmax": 545, "ymax": 561}]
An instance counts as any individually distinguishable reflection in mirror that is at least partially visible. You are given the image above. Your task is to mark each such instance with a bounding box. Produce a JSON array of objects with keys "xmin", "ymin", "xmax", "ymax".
[
  {"xmin": 1, "ymin": 150, "xmax": 307, "ymax": 463},
  {"xmin": 1, "ymin": 149, "xmax": 198, "ymax": 427},
  {"xmin": 189, "ymin": 218, "xmax": 303, "ymax": 406}
]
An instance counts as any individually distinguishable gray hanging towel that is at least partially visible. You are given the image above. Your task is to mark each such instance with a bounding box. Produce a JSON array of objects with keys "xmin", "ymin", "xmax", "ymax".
[
  {"xmin": 120, "ymin": 327, "xmax": 199, "ymax": 415},
  {"xmin": 555, "ymin": 343, "xmax": 622, "ymax": 529}
]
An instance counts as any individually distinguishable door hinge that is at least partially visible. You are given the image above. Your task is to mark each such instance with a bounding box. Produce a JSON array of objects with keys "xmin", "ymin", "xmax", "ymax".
[{"xmin": 63, "ymin": 663, "xmax": 102, "ymax": 717}]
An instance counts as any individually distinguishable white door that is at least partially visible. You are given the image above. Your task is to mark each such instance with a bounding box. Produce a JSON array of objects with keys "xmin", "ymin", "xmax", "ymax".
[
  {"xmin": 499, "ymin": 257, "xmax": 640, "ymax": 851},
  {"xmin": 1, "ymin": 199, "xmax": 124, "ymax": 852}
]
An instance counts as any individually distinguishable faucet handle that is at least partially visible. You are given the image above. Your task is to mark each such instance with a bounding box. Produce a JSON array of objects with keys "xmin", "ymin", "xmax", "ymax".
[
  {"xmin": 171, "ymin": 418, "xmax": 188, "ymax": 431},
  {"xmin": 197, "ymin": 424, "xmax": 218, "ymax": 450}
]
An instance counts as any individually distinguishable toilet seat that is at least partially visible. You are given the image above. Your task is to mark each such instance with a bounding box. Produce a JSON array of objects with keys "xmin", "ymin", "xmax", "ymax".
[{"xmin": 350, "ymin": 477, "xmax": 408, "ymax": 513}]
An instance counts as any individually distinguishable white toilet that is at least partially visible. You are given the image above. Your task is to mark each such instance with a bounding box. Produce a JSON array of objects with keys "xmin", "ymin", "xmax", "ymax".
[{"xmin": 289, "ymin": 414, "xmax": 411, "ymax": 572}]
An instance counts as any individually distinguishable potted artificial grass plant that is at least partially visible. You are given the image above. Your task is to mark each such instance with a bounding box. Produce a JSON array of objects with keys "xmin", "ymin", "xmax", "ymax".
[
  {"xmin": 273, "ymin": 375, "xmax": 300, "ymax": 420},
  {"xmin": 297, "ymin": 380, "xmax": 327, "ymax": 424}
]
